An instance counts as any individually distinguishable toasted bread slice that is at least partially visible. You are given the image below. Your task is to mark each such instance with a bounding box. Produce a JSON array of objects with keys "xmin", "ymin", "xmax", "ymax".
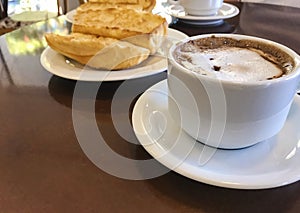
[
  {"xmin": 122, "ymin": 22, "xmax": 167, "ymax": 54},
  {"xmin": 77, "ymin": 2, "xmax": 143, "ymax": 12},
  {"xmin": 72, "ymin": 8, "xmax": 167, "ymax": 53},
  {"xmin": 88, "ymin": 0, "xmax": 156, "ymax": 11},
  {"xmin": 45, "ymin": 32, "xmax": 150, "ymax": 70},
  {"xmin": 72, "ymin": 8, "xmax": 166, "ymax": 39},
  {"xmin": 45, "ymin": 33, "xmax": 118, "ymax": 56},
  {"xmin": 89, "ymin": 0, "xmax": 138, "ymax": 3},
  {"xmin": 142, "ymin": 0, "xmax": 156, "ymax": 12}
]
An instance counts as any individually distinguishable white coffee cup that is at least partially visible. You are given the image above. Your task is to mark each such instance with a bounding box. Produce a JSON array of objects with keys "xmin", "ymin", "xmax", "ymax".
[
  {"xmin": 168, "ymin": 34, "xmax": 300, "ymax": 149},
  {"xmin": 168, "ymin": 0, "xmax": 224, "ymax": 16}
]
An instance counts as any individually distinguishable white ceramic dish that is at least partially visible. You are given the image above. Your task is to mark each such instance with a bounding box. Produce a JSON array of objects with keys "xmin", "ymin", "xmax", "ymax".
[
  {"xmin": 65, "ymin": 9, "xmax": 76, "ymax": 23},
  {"xmin": 40, "ymin": 28, "xmax": 188, "ymax": 81},
  {"xmin": 166, "ymin": 3, "xmax": 239, "ymax": 26},
  {"xmin": 132, "ymin": 80, "xmax": 300, "ymax": 189}
]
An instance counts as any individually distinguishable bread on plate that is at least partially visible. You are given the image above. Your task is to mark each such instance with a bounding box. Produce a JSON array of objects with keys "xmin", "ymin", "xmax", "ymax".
[
  {"xmin": 72, "ymin": 8, "xmax": 167, "ymax": 53},
  {"xmin": 45, "ymin": 32, "xmax": 150, "ymax": 70},
  {"xmin": 44, "ymin": 2, "xmax": 167, "ymax": 70},
  {"xmin": 77, "ymin": 1, "xmax": 143, "ymax": 11},
  {"xmin": 87, "ymin": 0, "xmax": 156, "ymax": 11}
]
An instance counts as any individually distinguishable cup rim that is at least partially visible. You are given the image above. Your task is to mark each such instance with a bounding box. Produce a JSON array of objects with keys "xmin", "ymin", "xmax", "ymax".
[{"xmin": 168, "ymin": 33, "xmax": 300, "ymax": 86}]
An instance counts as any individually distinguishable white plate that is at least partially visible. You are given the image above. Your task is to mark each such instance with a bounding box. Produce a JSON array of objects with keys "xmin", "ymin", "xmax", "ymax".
[
  {"xmin": 132, "ymin": 80, "xmax": 300, "ymax": 189},
  {"xmin": 40, "ymin": 28, "xmax": 188, "ymax": 81},
  {"xmin": 65, "ymin": 9, "xmax": 76, "ymax": 23},
  {"xmin": 166, "ymin": 3, "xmax": 239, "ymax": 26}
]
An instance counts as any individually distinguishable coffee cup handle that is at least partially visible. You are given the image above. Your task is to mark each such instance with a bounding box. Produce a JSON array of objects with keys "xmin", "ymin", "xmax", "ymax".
[{"xmin": 168, "ymin": 0, "xmax": 180, "ymax": 5}]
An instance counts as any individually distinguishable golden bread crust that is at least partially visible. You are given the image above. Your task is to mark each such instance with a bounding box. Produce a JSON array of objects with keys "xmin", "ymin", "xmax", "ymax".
[
  {"xmin": 45, "ymin": 33, "xmax": 118, "ymax": 56},
  {"xmin": 87, "ymin": 0, "xmax": 156, "ymax": 11},
  {"xmin": 45, "ymin": 32, "xmax": 150, "ymax": 70},
  {"xmin": 72, "ymin": 8, "xmax": 166, "ymax": 39},
  {"xmin": 89, "ymin": 0, "xmax": 139, "ymax": 3},
  {"xmin": 77, "ymin": 2, "xmax": 143, "ymax": 11}
]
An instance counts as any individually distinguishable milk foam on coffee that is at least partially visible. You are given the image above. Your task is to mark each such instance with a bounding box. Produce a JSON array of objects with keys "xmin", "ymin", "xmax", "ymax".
[
  {"xmin": 173, "ymin": 36, "xmax": 294, "ymax": 82},
  {"xmin": 178, "ymin": 47, "xmax": 283, "ymax": 81}
]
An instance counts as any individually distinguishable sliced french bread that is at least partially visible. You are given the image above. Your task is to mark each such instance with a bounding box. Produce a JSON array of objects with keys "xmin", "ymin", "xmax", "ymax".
[
  {"xmin": 72, "ymin": 8, "xmax": 166, "ymax": 39},
  {"xmin": 88, "ymin": 0, "xmax": 156, "ymax": 11},
  {"xmin": 76, "ymin": 2, "xmax": 143, "ymax": 12},
  {"xmin": 45, "ymin": 32, "xmax": 150, "ymax": 70},
  {"xmin": 72, "ymin": 8, "xmax": 167, "ymax": 53}
]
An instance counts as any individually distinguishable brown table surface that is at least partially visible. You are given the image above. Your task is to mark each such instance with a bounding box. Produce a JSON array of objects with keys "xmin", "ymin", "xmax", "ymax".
[{"xmin": 1, "ymin": 1, "xmax": 300, "ymax": 212}]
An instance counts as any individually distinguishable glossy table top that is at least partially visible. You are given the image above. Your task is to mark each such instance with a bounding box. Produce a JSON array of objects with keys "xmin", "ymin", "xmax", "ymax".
[{"xmin": 1, "ymin": 2, "xmax": 300, "ymax": 212}]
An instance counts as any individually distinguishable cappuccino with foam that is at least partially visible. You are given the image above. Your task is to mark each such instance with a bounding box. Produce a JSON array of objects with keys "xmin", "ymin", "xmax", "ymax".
[
  {"xmin": 173, "ymin": 36, "xmax": 295, "ymax": 82},
  {"xmin": 168, "ymin": 34, "xmax": 300, "ymax": 149}
]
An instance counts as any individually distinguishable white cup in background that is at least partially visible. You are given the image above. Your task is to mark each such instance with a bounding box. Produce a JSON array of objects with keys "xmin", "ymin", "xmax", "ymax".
[{"xmin": 168, "ymin": 0, "xmax": 224, "ymax": 16}]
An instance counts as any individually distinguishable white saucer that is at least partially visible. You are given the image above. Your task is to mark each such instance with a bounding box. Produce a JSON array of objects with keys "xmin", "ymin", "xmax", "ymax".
[
  {"xmin": 40, "ymin": 28, "xmax": 188, "ymax": 81},
  {"xmin": 166, "ymin": 3, "xmax": 239, "ymax": 26},
  {"xmin": 132, "ymin": 80, "xmax": 300, "ymax": 189}
]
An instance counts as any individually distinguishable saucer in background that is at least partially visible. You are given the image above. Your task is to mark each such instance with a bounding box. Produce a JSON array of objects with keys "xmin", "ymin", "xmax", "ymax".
[{"xmin": 165, "ymin": 3, "xmax": 239, "ymax": 26}]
